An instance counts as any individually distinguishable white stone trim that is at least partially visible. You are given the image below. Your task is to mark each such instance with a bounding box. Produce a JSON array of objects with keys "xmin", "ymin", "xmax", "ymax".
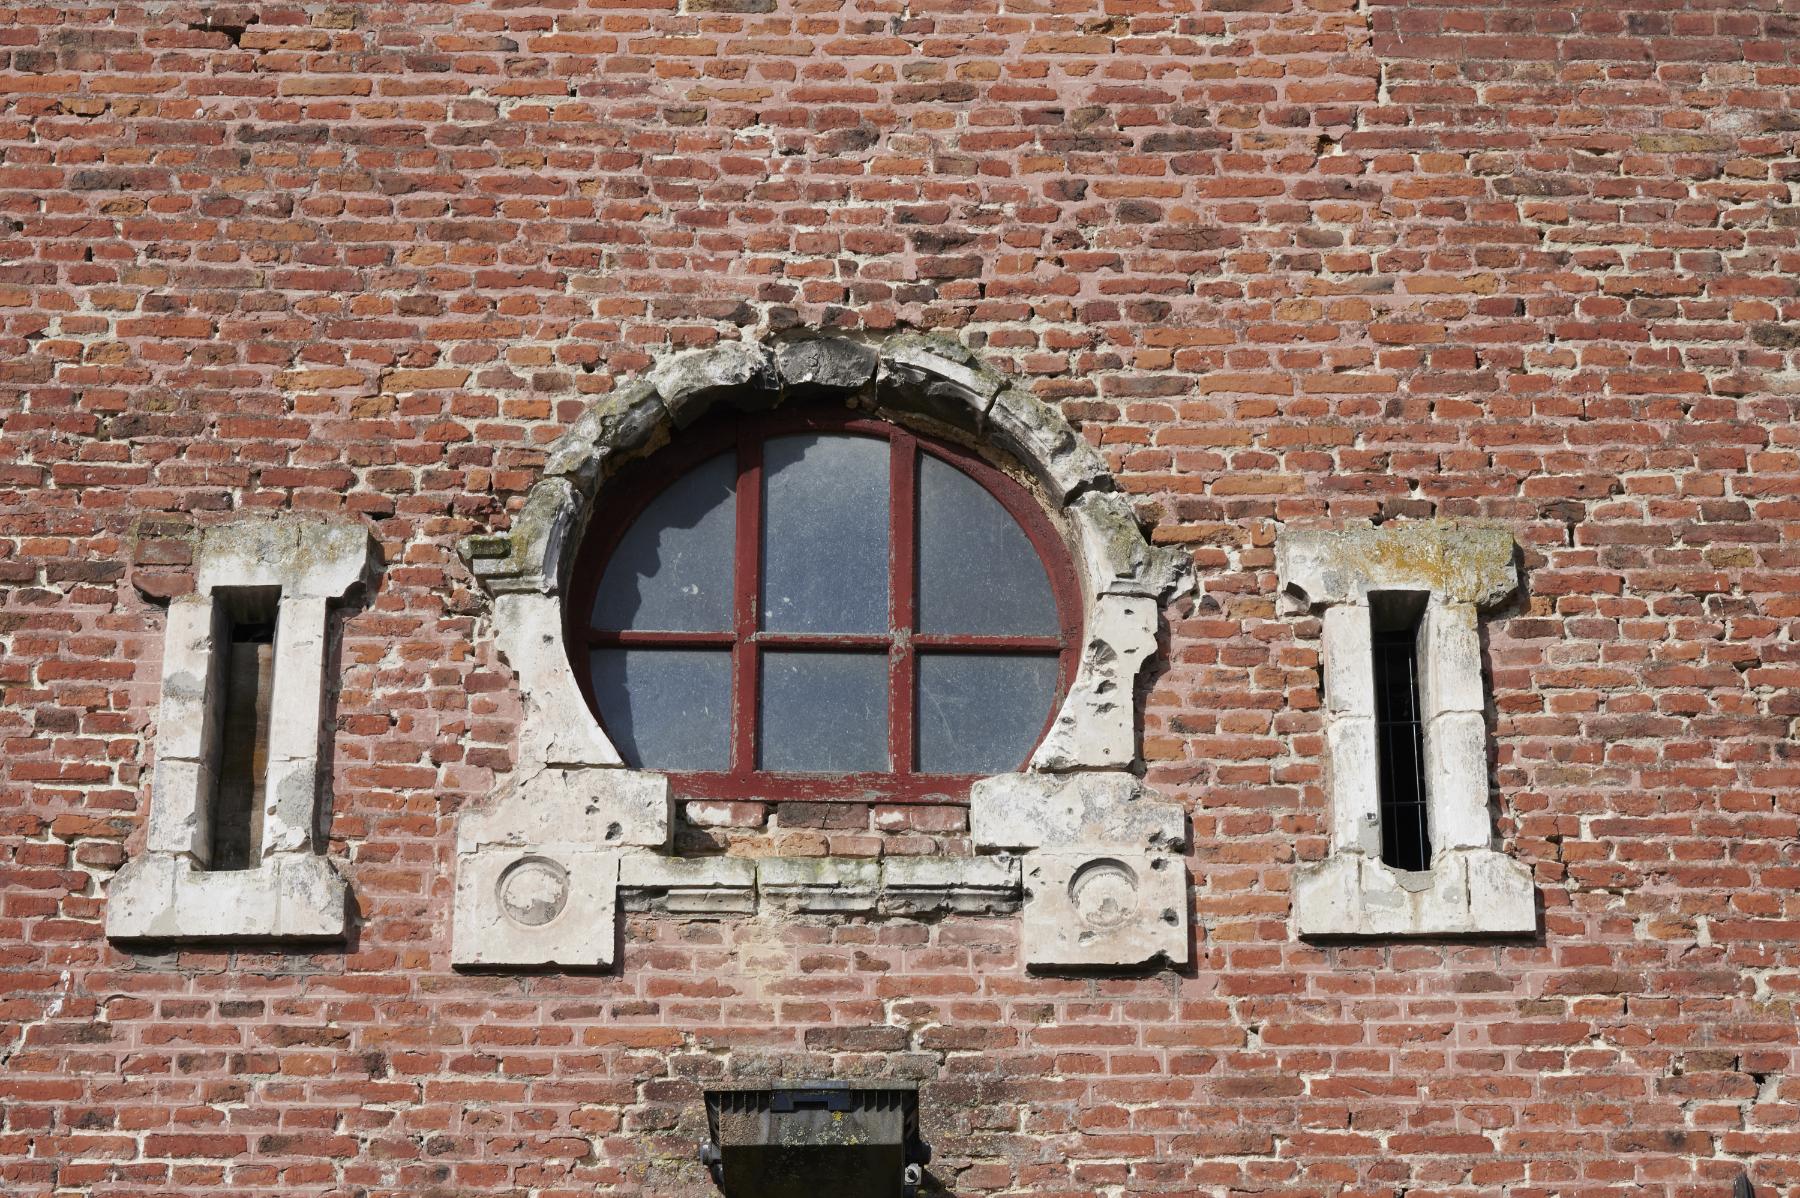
[
  {"xmin": 1021, "ymin": 851, "xmax": 1187, "ymax": 969},
  {"xmin": 1278, "ymin": 521, "xmax": 1535, "ymax": 939},
  {"xmin": 970, "ymin": 771, "xmax": 1190, "ymax": 968},
  {"xmin": 452, "ymin": 849, "xmax": 1025, "ymax": 968},
  {"xmin": 451, "ymin": 333, "xmax": 1193, "ymax": 972},
  {"xmin": 107, "ymin": 516, "xmax": 376, "ymax": 943}
]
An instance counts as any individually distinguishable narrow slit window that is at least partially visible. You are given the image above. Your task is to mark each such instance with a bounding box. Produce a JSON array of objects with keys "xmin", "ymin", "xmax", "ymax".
[
  {"xmin": 1370, "ymin": 592, "xmax": 1430, "ymax": 872},
  {"xmin": 210, "ymin": 597, "xmax": 278, "ymax": 871}
]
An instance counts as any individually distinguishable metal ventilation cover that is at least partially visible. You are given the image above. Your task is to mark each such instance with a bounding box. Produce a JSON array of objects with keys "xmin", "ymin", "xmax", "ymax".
[{"xmin": 700, "ymin": 1081, "xmax": 930, "ymax": 1198}]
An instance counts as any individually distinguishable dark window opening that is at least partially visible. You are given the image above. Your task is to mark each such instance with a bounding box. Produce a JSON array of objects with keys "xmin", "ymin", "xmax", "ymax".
[
  {"xmin": 1371, "ymin": 591, "xmax": 1430, "ymax": 872},
  {"xmin": 209, "ymin": 591, "xmax": 278, "ymax": 870},
  {"xmin": 701, "ymin": 1083, "xmax": 929, "ymax": 1198},
  {"xmin": 567, "ymin": 410, "xmax": 1082, "ymax": 803}
]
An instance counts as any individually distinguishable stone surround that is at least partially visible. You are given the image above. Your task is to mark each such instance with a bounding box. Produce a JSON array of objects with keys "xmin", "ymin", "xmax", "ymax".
[
  {"xmin": 1277, "ymin": 521, "xmax": 1537, "ymax": 939},
  {"xmin": 106, "ymin": 517, "xmax": 377, "ymax": 941},
  {"xmin": 453, "ymin": 334, "xmax": 1194, "ymax": 970}
]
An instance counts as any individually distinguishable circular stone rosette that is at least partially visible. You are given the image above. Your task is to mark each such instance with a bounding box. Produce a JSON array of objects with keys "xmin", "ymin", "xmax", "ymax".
[
  {"xmin": 1068, "ymin": 859, "xmax": 1139, "ymax": 931},
  {"xmin": 496, "ymin": 856, "xmax": 570, "ymax": 927}
]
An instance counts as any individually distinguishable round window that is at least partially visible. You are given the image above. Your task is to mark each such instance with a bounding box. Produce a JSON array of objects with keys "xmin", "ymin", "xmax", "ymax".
[{"xmin": 566, "ymin": 411, "xmax": 1080, "ymax": 801}]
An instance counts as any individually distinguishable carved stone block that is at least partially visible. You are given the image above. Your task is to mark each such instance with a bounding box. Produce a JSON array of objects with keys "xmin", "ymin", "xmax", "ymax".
[
  {"xmin": 454, "ymin": 848, "xmax": 620, "ymax": 968},
  {"xmin": 1021, "ymin": 851, "xmax": 1189, "ymax": 969}
]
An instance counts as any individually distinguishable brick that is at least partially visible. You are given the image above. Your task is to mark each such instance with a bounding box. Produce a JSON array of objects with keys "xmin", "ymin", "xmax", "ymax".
[{"xmin": 2, "ymin": 4, "xmax": 1795, "ymax": 1197}]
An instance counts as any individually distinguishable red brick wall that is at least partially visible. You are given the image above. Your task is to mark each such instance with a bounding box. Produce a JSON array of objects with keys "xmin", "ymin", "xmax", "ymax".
[{"xmin": 4, "ymin": 0, "xmax": 1799, "ymax": 1194}]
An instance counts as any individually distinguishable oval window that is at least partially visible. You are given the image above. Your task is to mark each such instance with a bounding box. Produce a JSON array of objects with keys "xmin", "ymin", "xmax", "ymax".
[{"xmin": 567, "ymin": 412, "xmax": 1079, "ymax": 801}]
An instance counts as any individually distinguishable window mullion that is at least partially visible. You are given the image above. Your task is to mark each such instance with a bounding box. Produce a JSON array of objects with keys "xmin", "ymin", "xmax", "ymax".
[
  {"xmin": 731, "ymin": 422, "xmax": 763, "ymax": 777},
  {"xmin": 889, "ymin": 431, "xmax": 917, "ymax": 775}
]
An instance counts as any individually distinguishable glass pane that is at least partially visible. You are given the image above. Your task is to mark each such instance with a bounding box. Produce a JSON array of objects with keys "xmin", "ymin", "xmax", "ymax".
[
  {"xmin": 590, "ymin": 649, "xmax": 731, "ymax": 771},
  {"xmin": 760, "ymin": 651, "xmax": 888, "ymax": 773},
  {"xmin": 917, "ymin": 654, "xmax": 1060, "ymax": 773},
  {"xmin": 762, "ymin": 434, "xmax": 889, "ymax": 633},
  {"xmin": 918, "ymin": 454, "xmax": 1057, "ymax": 636},
  {"xmin": 593, "ymin": 451, "xmax": 736, "ymax": 632}
]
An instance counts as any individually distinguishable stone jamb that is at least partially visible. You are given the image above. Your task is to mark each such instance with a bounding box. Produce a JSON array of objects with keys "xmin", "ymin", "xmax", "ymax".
[
  {"xmin": 1276, "ymin": 520, "xmax": 1537, "ymax": 939},
  {"xmin": 106, "ymin": 516, "xmax": 377, "ymax": 942},
  {"xmin": 452, "ymin": 333, "xmax": 1193, "ymax": 971}
]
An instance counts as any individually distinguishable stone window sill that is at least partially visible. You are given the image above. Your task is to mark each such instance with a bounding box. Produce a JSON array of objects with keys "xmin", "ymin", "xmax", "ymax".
[
  {"xmin": 1291, "ymin": 848, "xmax": 1536, "ymax": 939},
  {"xmin": 106, "ymin": 855, "xmax": 349, "ymax": 942}
]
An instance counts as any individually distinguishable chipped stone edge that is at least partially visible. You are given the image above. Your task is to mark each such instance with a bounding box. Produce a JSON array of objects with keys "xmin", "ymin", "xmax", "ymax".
[
  {"xmin": 449, "ymin": 334, "xmax": 1194, "ymax": 972},
  {"xmin": 108, "ymin": 515, "xmax": 378, "ymax": 945},
  {"xmin": 1276, "ymin": 520, "xmax": 1536, "ymax": 941}
]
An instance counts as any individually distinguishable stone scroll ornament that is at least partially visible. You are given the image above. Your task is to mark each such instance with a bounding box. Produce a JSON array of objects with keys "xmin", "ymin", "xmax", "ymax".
[{"xmin": 451, "ymin": 334, "xmax": 1194, "ymax": 971}]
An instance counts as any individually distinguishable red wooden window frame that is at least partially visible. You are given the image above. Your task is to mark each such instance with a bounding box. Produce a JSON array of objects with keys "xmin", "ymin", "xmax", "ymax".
[{"xmin": 567, "ymin": 409, "xmax": 1082, "ymax": 804}]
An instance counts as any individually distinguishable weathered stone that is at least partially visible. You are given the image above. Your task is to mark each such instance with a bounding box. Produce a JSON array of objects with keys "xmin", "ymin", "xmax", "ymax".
[
  {"xmin": 880, "ymin": 331, "xmax": 981, "ymax": 368},
  {"xmin": 491, "ymin": 590, "xmax": 625, "ymax": 772},
  {"xmin": 1032, "ymin": 594, "xmax": 1157, "ymax": 771},
  {"xmin": 195, "ymin": 516, "xmax": 376, "ymax": 600},
  {"xmin": 271, "ymin": 855, "xmax": 352, "ymax": 938},
  {"xmin": 1325, "ymin": 717, "xmax": 1381, "ymax": 857},
  {"xmin": 153, "ymin": 596, "xmax": 224, "ymax": 765},
  {"xmin": 262, "ymin": 593, "xmax": 329, "ymax": 857},
  {"xmin": 1021, "ymin": 851, "xmax": 1188, "ymax": 969},
  {"xmin": 1418, "ymin": 600, "xmax": 1484, "ymax": 717},
  {"xmin": 985, "ymin": 387, "xmax": 1109, "ymax": 503},
  {"xmin": 970, "ymin": 772, "xmax": 1185, "ymax": 853},
  {"xmin": 453, "ymin": 848, "xmax": 619, "ymax": 968},
  {"xmin": 1068, "ymin": 490, "xmax": 1190, "ymax": 598},
  {"xmin": 541, "ymin": 380, "xmax": 669, "ymax": 494},
  {"xmin": 1321, "ymin": 604, "xmax": 1374, "ymax": 718},
  {"xmin": 463, "ymin": 478, "xmax": 579, "ymax": 595},
  {"xmin": 775, "ymin": 337, "xmax": 879, "ymax": 392},
  {"xmin": 650, "ymin": 342, "xmax": 776, "ymax": 427},
  {"xmin": 879, "ymin": 855, "xmax": 1020, "ymax": 915},
  {"xmin": 460, "ymin": 767, "xmax": 670, "ymax": 853},
  {"xmin": 880, "ymin": 336, "xmax": 1003, "ymax": 413},
  {"xmin": 1423, "ymin": 710, "xmax": 1492, "ymax": 852},
  {"xmin": 107, "ymin": 854, "xmax": 349, "ymax": 941},
  {"xmin": 145, "ymin": 757, "xmax": 218, "ymax": 859},
  {"xmin": 1277, "ymin": 521, "xmax": 1518, "ymax": 610},
  {"xmin": 144, "ymin": 596, "xmax": 226, "ymax": 861},
  {"xmin": 462, "ymin": 534, "xmax": 512, "ymax": 560},
  {"xmin": 1291, "ymin": 849, "xmax": 1534, "ymax": 938},
  {"xmin": 620, "ymin": 852, "xmax": 757, "ymax": 914},
  {"xmin": 758, "ymin": 856, "xmax": 879, "ymax": 913}
]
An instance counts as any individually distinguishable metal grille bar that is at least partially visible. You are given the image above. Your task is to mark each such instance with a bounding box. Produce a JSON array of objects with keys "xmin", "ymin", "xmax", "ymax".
[{"xmin": 1372, "ymin": 623, "xmax": 1432, "ymax": 872}]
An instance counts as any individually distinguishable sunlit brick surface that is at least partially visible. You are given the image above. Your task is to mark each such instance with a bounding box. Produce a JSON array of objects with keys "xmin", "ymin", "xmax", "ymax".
[{"xmin": 3, "ymin": 1, "xmax": 1798, "ymax": 1195}]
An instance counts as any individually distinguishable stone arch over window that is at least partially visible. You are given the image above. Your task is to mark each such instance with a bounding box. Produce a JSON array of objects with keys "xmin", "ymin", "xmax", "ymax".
[{"xmin": 452, "ymin": 335, "xmax": 1192, "ymax": 971}]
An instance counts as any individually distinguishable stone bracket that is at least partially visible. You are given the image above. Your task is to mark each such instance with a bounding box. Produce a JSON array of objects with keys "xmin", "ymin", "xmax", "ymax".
[
  {"xmin": 455, "ymin": 848, "xmax": 620, "ymax": 969},
  {"xmin": 1022, "ymin": 851, "xmax": 1188, "ymax": 969},
  {"xmin": 971, "ymin": 771, "xmax": 1190, "ymax": 969}
]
